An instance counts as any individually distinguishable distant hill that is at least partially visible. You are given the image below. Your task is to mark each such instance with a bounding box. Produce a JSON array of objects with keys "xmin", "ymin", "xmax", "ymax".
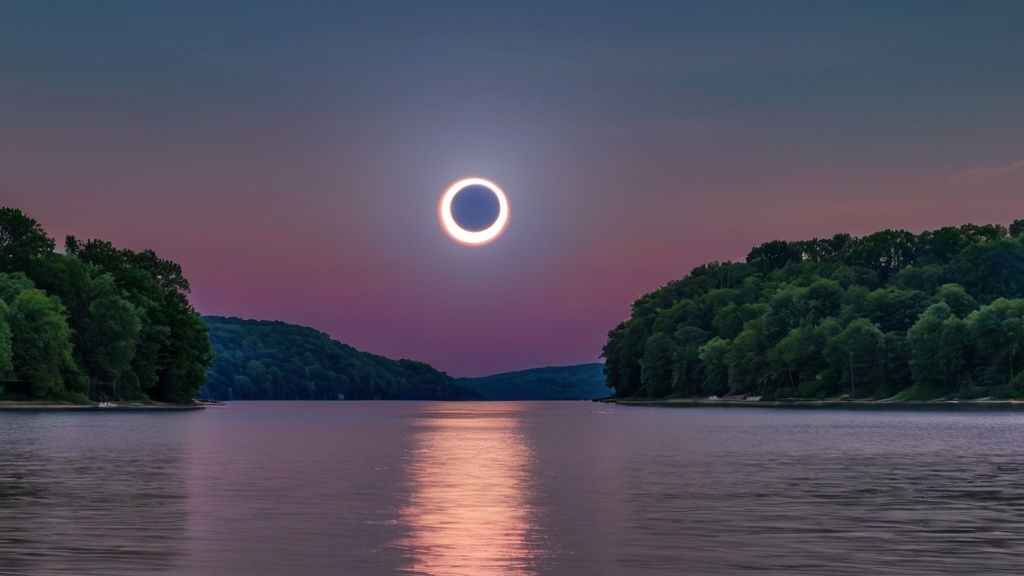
[
  {"xmin": 457, "ymin": 363, "xmax": 609, "ymax": 400},
  {"xmin": 198, "ymin": 316, "xmax": 481, "ymax": 401}
]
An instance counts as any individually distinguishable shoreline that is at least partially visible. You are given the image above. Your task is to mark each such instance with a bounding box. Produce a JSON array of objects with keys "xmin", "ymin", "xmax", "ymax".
[
  {"xmin": 0, "ymin": 401, "xmax": 205, "ymax": 411},
  {"xmin": 611, "ymin": 397, "xmax": 1024, "ymax": 410}
]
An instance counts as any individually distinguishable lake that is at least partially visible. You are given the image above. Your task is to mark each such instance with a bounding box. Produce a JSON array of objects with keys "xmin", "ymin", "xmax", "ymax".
[{"xmin": 2, "ymin": 401, "xmax": 1024, "ymax": 575}]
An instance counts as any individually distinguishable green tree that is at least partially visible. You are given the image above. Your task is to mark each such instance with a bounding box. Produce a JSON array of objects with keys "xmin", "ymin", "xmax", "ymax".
[
  {"xmin": 762, "ymin": 286, "xmax": 810, "ymax": 344},
  {"xmin": 806, "ymin": 278, "xmax": 844, "ymax": 323},
  {"xmin": 0, "ymin": 300, "xmax": 13, "ymax": 382},
  {"xmin": 639, "ymin": 332, "xmax": 675, "ymax": 397},
  {"xmin": 967, "ymin": 299, "xmax": 1024, "ymax": 396},
  {"xmin": 602, "ymin": 318, "xmax": 652, "ymax": 397},
  {"xmin": 0, "ymin": 272, "xmax": 35, "ymax": 304},
  {"xmin": 6, "ymin": 288, "xmax": 84, "ymax": 399},
  {"xmin": 0, "ymin": 208, "xmax": 54, "ymax": 274},
  {"xmin": 671, "ymin": 325, "xmax": 712, "ymax": 397},
  {"xmin": 935, "ymin": 283, "xmax": 979, "ymax": 318},
  {"xmin": 746, "ymin": 240, "xmax": 802, "ymax": 273},
  {"xmin": 712, "ymin": 302, "xmax": 768, "ymax": 340},
  {"xmin": 824, "ymin": 319, "xmax": 885, "ymax": 398},
  {"xmin": 918, "ymin": 226, "xmax": 974, "ymax": 265},
  {"xmin": 80, "ymin": 275, "xmax": 142, "ymax": 399},
  {"xmin": 794, "ymin": 234, "xmax": 853, "ymax": 263},
  {"xmin": 698, "ymin": 337, "xmax": 730, "ymax": 396},
  {"xmin": 66, "ymin": 236, "xmax": 213, "ymax": 403},
  {"xmin": 724, "ymin": 318, "xmax": 769, "ymax": 396},
  {"xmin": 894, "ymin": 264, "xmax": 944, "ymax": 293},
  {"xmin": 771, "ymin": 323, "xmax": 830, "ymax": 398},
  {"xmin": 155, "ymin": 306, "xmax": 214, "ymax": 403},
  {"xmin": 908, "ymin": 303, "xmax": 967, "ymax": 397},
  {"xmin": 863, "ymin": 287, "xmax": 931, "ymax": 333},
  {"xmin": 847, "ymin": 229, "xmax": 917, "ymax": 282},
  {"xmin": 1010, "ymin": 219, "xmax": 1024, "ymax": 239},
  {"xmin": 882, "ymin": 331, "xmax": 912, "ymax": 393},
  {"xmin": 948, "ymin": 240, "xmax": 1024, "ymax": 304}
]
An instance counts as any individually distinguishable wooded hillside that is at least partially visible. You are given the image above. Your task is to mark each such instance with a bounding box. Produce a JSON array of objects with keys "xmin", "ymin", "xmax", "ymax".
[
  {"xmin": 603, "ymin": 221, "xmax": 1024, "ymax": 400},
  {"xmin": 200, "ymin": 316, "xmax": 482, "ymax": 401}
]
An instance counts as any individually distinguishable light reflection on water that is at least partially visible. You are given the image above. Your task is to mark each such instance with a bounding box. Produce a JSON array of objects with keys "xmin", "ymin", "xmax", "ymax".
[
  {"xmin": 5, "ymin": 403, "xmax": 1024, "ymax": 574},
  {"xmin": 395, "ymin": 404, "xmax": 543, "ymax": 575}
]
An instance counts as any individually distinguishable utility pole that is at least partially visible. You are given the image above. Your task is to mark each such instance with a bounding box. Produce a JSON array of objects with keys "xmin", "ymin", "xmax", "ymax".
[{"xmin": 849, "ymin": 351, "xmax": 855, "ymax": 400}]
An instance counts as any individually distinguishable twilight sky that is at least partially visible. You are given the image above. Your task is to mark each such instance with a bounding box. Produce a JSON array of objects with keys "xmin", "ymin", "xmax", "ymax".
[{"xmin": 2, "ymin": 2, "xmax": 1023, "ymax": 376}]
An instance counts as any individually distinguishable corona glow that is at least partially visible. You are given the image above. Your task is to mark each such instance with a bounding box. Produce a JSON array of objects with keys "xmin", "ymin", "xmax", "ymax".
[{"xmin": 438, "ymin": 177, "xmax": 509, "ymax": 245}]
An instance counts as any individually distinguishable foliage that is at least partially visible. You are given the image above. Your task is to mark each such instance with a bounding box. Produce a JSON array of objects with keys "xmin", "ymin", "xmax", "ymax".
[
  {"xmin": 456, "ymin": 363, "xmax": 608, "ymax": 400},
  {"xmin": 0, "ymin": 207, "xmax": 55, "ymax": 274},
  {"xmin": 199, "ymin": 316, "xmax": 482, "ymax": 401},
  {"xmin": 4, "ymin": 283, "xmax": 83, "ymax": 398},
  {"xmin": 0, "ymin": 208, "xmax": 213, "ymax": 403},
  {"xmin": 603, "ymin": 221, "xmax": 1024, "ymax": 400}
]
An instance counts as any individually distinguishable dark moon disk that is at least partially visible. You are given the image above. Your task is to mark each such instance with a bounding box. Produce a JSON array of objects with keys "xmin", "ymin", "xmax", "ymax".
[{"xmin": 450, "ymin": 185, "xmax": 500, "ymax": 232}]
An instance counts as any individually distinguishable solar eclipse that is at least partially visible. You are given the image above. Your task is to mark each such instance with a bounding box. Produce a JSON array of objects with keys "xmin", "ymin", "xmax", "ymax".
[{"xmin": 438, "ymin": 177, "xmax": 509, "ymax": 246}]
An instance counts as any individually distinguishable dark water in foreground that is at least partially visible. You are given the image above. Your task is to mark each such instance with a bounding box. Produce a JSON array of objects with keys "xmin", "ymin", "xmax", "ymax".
[{"xmin": 2, "ymin": 402, "xmax": 1024, "ymax": 575}]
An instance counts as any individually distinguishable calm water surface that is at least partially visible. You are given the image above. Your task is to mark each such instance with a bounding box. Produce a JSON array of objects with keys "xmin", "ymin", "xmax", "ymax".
[{"xmin": 3, "ymin": 402, "xmax": 1024, "ymax": 574}]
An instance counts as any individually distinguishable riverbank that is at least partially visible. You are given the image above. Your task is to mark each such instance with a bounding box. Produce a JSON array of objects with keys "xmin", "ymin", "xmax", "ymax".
[
  {"xmin": 0, "ymin": 400, "xmax": 205, "ymax": 411},
  {"xmin": 612, "ymin": 397, "xmax": 1024, "ymax": 409}
]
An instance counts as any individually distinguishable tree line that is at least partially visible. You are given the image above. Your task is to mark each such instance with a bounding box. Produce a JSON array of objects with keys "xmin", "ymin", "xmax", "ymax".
[
  {"xmin": 200, "ymin": 316, "xmax": 482, "ymax": 401},
  {"xmin": 602, "ymin": 220, "xmax": 1024, "ymax": 400},
  {"xmin": 0, "ymin": 207, "xmax": 213, "ymax": 403}
]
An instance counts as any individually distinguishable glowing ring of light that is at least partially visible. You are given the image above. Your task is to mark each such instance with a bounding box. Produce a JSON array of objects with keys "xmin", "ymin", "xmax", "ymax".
[{"xmin": 438, "ymin": 177, "xmax": 510, "ymax": 245}]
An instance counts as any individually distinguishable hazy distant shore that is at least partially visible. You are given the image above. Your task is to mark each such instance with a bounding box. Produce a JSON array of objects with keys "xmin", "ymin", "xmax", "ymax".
[{"xmin": 612, "ymin": 397, "xmax": 1024, "ymax": 409}]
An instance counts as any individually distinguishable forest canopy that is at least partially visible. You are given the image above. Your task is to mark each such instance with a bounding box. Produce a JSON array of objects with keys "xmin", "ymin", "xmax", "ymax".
[
  {"xmin": 603, "ymin": 220, "xmax": 1024, "ymax": 401},
  {"xmin": 0, "ymin": 207, "xmax": 213, "ymax": 403}
]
